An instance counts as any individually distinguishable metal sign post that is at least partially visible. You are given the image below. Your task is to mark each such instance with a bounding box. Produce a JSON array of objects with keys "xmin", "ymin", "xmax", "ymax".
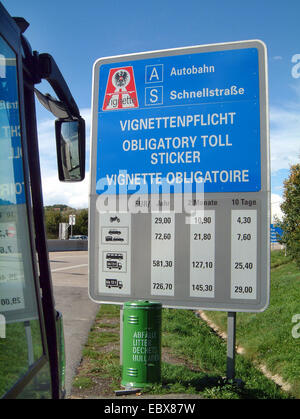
[
  {"xmin": 69, "ymin": 214, "xmax": 76, "ymax": 237},
  {"xmin": 226, "ymin": 312, "xmax": 236, "ymax": 380}
]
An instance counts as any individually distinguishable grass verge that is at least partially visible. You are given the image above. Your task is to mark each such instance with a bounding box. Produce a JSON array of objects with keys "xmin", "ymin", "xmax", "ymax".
[
  {"xmin": 72, "ymin": 252, "xmax": 298, "ymax": 400},
  {"xmin": 204, "ymin": 250, "xmax": 300, "ymax": 398},
  {"xmin": 0, "ymin": 319, "xmax": 43, "ymax": 397},
  {"xmin": 72, "ymin": 304, "xmax": 121, "ymax": 397}
]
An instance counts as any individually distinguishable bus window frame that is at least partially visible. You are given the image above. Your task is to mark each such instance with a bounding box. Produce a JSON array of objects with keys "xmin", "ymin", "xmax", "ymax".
[{"xmin": 0, "ymin": 4, "xmax": 52, "ymax": 399}]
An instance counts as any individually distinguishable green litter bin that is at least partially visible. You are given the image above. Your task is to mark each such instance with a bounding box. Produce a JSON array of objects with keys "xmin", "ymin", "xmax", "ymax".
[{"xmin": 121, "ymin": 300, "xmax": 162, "ymax": 388}]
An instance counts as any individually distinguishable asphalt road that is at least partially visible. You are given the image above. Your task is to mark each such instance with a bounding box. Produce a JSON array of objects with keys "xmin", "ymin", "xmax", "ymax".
[{"xmin": 50, "ymin": 251, "xmax": 99, "ymax": 396}]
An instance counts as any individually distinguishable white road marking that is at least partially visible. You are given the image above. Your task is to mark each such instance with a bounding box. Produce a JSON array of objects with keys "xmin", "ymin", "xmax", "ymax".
[{"xmin": 51, "ymin": 264, "xmax": 88, "ymax": 273}]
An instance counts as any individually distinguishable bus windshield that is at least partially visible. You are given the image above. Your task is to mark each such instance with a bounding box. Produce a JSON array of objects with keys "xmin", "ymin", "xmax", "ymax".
[{"xmin": 0, "ymin": 34, "xmax": 46, "ymax": 397}]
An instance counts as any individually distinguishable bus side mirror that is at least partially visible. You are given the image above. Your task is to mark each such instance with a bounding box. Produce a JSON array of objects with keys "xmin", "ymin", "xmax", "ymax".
[{"xmin": 55, "ymin": 118, "xmax": 85, "ymax": 182}]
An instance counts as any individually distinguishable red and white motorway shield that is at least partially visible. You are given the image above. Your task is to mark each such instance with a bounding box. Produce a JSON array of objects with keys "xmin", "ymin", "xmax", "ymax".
[{"xmin": 102, "ymin": 66, "xmax": 139, "ymax": 111}]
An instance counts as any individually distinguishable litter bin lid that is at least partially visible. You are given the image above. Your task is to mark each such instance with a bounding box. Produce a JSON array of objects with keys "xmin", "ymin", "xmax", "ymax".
[{"xmin": 123, "ymin": 300, "xmax": 162, "ymax": 309}]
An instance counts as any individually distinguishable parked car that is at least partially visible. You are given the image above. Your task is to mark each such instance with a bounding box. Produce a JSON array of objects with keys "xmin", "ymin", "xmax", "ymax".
[{"xmin": 69, "ymin": 235, "xmax": 88, "ymax": 240}]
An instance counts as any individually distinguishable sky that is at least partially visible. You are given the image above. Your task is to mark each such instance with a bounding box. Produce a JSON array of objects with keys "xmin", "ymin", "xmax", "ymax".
[{"xmin": 2, "ymin": 0, "xmax": 300, "ymax": 220}]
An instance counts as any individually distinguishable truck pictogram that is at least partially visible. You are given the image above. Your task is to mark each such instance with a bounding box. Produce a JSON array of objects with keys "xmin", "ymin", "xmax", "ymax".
[
  {"xmin": 105, "ymin": 279, "xmax": 123, "ymax": 289},
  {"xmin": 106, "ymin": 260, "xmax": 122, "ymax": 270}
]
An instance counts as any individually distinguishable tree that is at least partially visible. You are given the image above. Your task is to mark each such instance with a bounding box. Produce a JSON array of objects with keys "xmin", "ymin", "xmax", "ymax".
[
  {"xmin": 279, "ymin": 163, "xmax": 300, "ymax": 266},
  {"xmin": 73, "ymin": 209, "xmax": 88, "ymax": 236},
  {"xmin": 44, "ymin": 210, "xmax": 62, "ymax": 239},
  {"xmin": 44, "ymin": 206, "xmax": 88, "ymax": 238}
]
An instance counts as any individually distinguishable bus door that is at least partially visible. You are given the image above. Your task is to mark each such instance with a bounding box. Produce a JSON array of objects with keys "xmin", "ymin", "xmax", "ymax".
[
  {"xmin": 0, "ymin": 4, "xmax": 53, "ymax": 398},
  {"xmin": 0, "ymin": 2, "xmax": 85, "ymax": 398}
]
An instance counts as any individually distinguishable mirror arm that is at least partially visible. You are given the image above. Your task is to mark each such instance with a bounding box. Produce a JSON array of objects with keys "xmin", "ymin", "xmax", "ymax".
[{"xmin": 38, "ymin": 53, "xmax": 80, "ymax": 119}]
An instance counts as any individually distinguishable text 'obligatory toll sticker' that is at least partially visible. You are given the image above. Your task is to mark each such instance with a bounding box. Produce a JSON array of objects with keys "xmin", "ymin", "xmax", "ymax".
[{"xmin": 96, "ymin": 47, "xmax": 261, "ymax": 195}]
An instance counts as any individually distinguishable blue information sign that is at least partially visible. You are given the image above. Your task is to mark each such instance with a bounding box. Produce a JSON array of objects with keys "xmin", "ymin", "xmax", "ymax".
[
  {"xmin": 270, "ymin": 224, "xmax": 283, "ymax": 243},
  {"xmin": 95, "ymin": 44, "xmax": 262, "ymax": 195},
  {"xmin": 89, "ymin": 41, "xmax": 270, "ymax": 312}
]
